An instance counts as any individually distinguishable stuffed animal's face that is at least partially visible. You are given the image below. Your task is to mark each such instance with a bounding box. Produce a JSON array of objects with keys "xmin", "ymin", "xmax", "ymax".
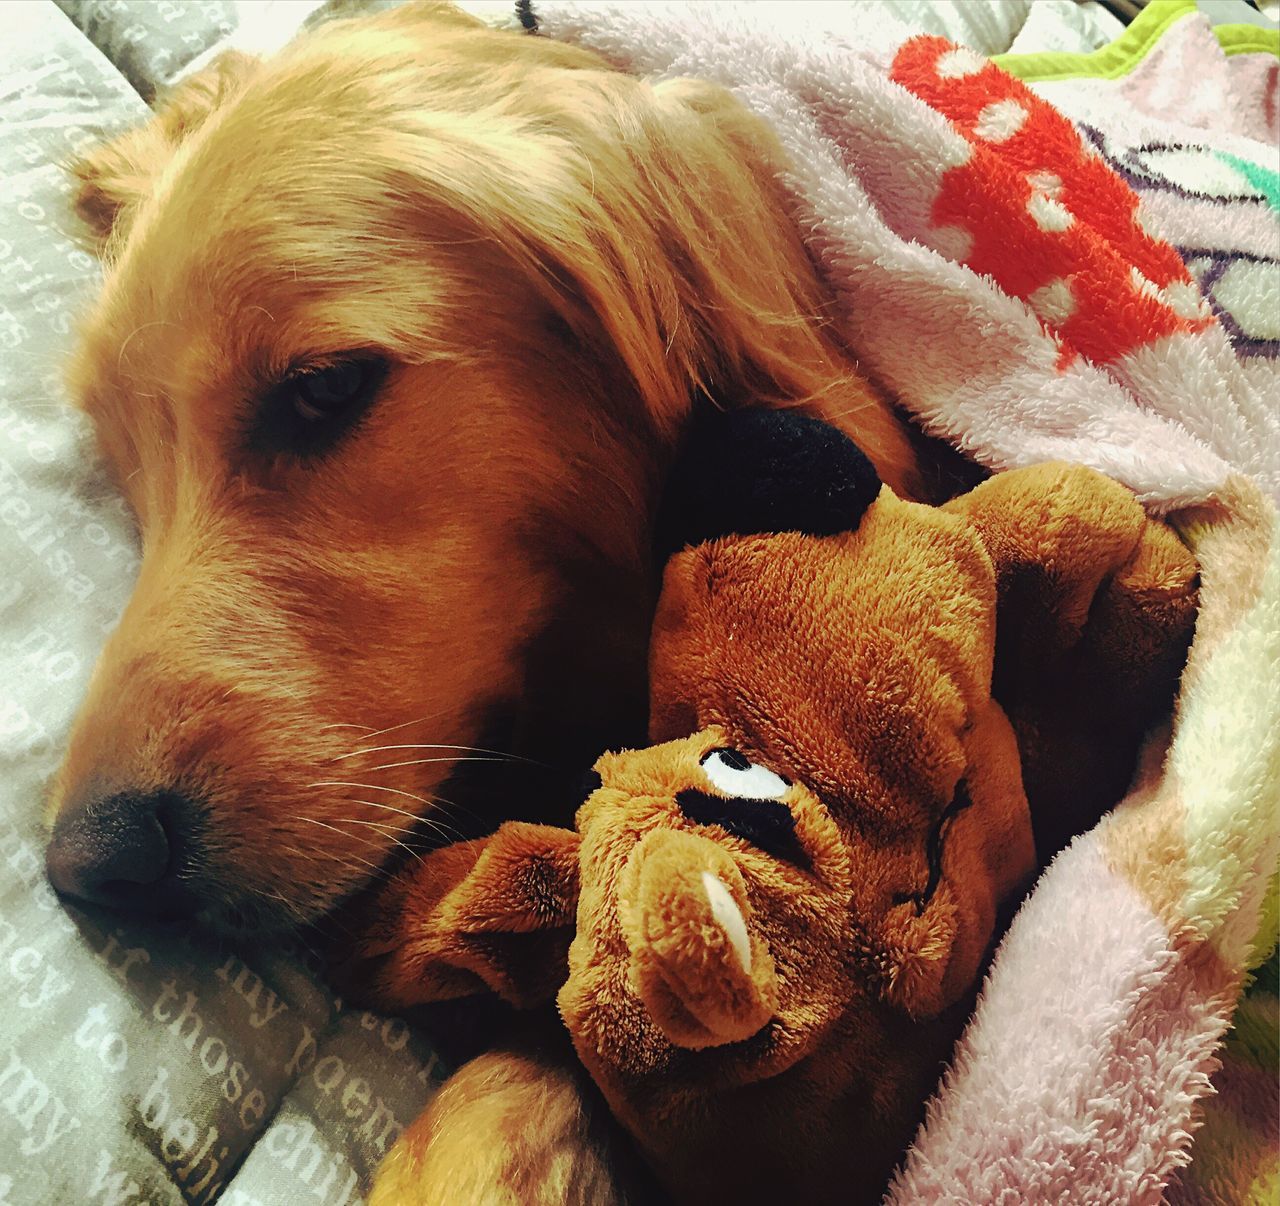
[
  {"xmin": 649, "ymin": 490, "xmax": 1034, "ymax": 1013},
  {"xmin": 564, "ymin": 726, "xmax": 854, "ymax": 1072},
  {"xmin": 559, "ymin": 481, "xmax": 1037, "ymax": 1098}
]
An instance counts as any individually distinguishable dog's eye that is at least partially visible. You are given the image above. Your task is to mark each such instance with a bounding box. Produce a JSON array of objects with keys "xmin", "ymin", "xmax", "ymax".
[
  {"xmin": 254, "ymin": 355, "xmax": 388, "ymax": 456},
  {"xmin": 700, "ymin": 749, "xmax": 789, "ymax": 800},
  {"xmin": 290, "ymin": 360, "xmax": 380, "ymax": 422}
]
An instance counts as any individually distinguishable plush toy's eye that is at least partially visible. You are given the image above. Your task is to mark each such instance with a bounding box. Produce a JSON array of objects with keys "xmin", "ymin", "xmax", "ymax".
[{"xmin": 700, "ymin": 749, "xmax": 790, "ymax": 800}]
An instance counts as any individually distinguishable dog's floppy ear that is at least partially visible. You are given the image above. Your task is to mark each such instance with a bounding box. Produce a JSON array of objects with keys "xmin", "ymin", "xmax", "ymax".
[
  {"xmin": 71, "ymin": 51, "xmax": 258, "ymax": 251},
  {"xmin": 654, "ymin": 409, "xmax": 882, "ymax": 557}
]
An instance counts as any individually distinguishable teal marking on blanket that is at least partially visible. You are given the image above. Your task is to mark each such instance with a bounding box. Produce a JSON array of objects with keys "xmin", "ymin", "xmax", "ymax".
[{"xmin": 1215, "ymin": 152, "xmax": 1280, "ymax": 213}]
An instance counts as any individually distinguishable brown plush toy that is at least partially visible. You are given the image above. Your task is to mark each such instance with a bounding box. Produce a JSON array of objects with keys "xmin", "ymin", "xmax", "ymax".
[{"xmin": 347, "ymin": 412, "xmax": 1198, "ymax": 1205}]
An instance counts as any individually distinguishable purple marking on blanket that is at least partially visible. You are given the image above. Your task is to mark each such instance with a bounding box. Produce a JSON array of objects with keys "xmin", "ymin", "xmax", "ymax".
[
  {"xmin": 1079, "ymin": 125, "xmax": 1269, "ymax": 207},
  {"xmin": 1074, "ymin": 124, "xmax": 1276, "ymax": 360},
  {"xmin": 1176, "ymin": 247, "xmax": 1280, "ymax": 360}
]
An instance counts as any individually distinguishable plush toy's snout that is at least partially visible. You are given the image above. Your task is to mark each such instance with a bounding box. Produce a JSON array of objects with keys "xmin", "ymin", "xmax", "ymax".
[{"xmin": 619, "ymin": 827, "xmax": 778, "ymax": 1048}]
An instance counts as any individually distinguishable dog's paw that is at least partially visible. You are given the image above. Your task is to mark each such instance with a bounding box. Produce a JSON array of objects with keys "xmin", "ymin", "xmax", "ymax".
[{"xmin": 370, "ymin": 1043, "xmax": 630, "ymax": 1206}]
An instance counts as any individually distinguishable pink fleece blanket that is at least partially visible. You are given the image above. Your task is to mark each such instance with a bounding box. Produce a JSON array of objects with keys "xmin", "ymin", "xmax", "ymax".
[{"xmin": 527, "ymin": 1, "xmax": 1280, "ymax": 1199}]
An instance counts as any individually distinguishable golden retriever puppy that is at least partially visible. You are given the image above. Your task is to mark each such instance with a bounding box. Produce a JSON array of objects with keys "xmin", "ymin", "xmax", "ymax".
[
  {"xmin": 47, "ymin": 3, "xmax": 945, "ymax": 1197},
  {"xmin": 48, "ymin": 0, "xmax": 927, "ymax": 935}
]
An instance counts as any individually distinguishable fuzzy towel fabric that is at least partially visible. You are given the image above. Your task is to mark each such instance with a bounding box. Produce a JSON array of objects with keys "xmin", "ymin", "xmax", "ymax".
[
  {"xmin": 999, "ymin": 7, "xmax": 1280, "ymax": 1201},
  {"xmin": 524, "ymin": 1, "xmax": 1280, "ymax": 1199}
]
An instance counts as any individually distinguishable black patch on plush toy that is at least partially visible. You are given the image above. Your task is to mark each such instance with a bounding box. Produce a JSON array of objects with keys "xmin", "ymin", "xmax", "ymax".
[
  {"xmin": 676, "ymin": 789, "xmax": 808, "ymax": 866},
  {"xmin": 892, "ymin": 780, "xmax": 974, "ymax": 915},
  {"xmin": 655, "ymin": 408, "xmax": 882, "ymax": 558}
]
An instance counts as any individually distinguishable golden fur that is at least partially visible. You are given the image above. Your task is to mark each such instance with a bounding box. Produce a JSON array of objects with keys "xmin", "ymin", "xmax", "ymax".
[
  {"xmin": 55, "ymin": 1, "xmax": 927, "ymax": 933},
  {"xmin": 53, "ymin": 5, "xmax": 945, "ymax": 1198},
  {"xmin": 367, "ymin": 1034, "xmax": 641, "ymax": 1206}
]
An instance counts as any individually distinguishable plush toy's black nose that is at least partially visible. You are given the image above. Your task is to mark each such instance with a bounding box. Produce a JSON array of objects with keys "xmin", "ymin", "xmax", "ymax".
[
  {"xmin": 46, "ymin": 789, "xmax": 199, "ymax": 918},
  {"xmin": 654, "ymin": 407, "xmax": 883, "ymax": 559}
]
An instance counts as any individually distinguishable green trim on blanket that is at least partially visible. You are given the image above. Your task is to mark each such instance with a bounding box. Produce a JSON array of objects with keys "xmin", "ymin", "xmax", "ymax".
[
  {"xmin": 993, "ymin": 0, "xmax": 1279, "ymax": 83},
  {"xmin": 1215, "ymin": 21, "xmax": 1280, "ymax": 58}
]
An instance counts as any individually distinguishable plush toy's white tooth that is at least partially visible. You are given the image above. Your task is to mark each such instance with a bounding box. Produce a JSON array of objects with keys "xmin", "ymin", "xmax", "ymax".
[{"xmin": 701, "ymin": 871, "xmax": 751, "ymax": 973}]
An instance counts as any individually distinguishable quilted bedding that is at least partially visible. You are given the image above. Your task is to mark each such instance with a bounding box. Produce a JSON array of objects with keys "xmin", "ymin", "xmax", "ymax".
[
  {"xmin": 1, "ymin": 5, "xmax": 444, "ymax": 1203},
  {"xmin": 4, "ymin": 2, "xmax": 1273, "ymax": 1204}
]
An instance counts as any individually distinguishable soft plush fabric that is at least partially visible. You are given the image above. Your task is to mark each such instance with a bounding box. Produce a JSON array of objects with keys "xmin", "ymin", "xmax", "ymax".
[
  {"xmin": 1168, "ymin": 944, "xmax": 1280, "ymax": 1204},
  {"xmin": 343, "ymin": 415, "xmax": 1197, "ymax": 1204},
  {"xmin": 996, "ymin": 0, "xmax": 1279, "ymax": 90},
  {"xmin": 523, "ymin": 0, "xmax": 1280, "ymax": 1199},
  {"xmin": 996, "ymin": 11, "xmax": 1280, "ymax": 1194},
  {"xmin": 1004, "ymin": 0, "xmax": 1280, "ymax": 390}
]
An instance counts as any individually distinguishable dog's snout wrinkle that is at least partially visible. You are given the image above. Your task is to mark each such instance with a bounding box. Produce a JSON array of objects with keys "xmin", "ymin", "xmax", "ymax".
[{"xmin": 46, "ymin": 789, "xmax": 200, "ymax": 919}]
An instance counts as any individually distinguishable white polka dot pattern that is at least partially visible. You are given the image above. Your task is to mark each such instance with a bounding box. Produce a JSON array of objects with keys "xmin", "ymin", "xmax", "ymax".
[{"xmin": 973, "ymin": 99, "xmax": 1028, "ymax": 143}]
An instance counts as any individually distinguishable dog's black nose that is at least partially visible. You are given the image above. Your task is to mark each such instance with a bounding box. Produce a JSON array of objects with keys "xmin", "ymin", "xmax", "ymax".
[{"xmin": 46, "ymin": 789, "xmax": 199, "ymax": 918}]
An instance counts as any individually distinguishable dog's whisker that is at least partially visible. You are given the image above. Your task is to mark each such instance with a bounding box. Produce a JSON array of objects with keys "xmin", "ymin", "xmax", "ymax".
[
  {"xmin": 413, "ymin": 793, "xmax": 487, "ymax": 829},
  {"xmin": 308, "ymin": 782, "xmax": 469, "ymax": 840},
  {"xmin": 358, "ymin": 756, "xmax": 515, "ymax": 773},
  {"xmin": 341, "ymin": 817, "xmax": 413, "ymax": 835},
  {"xmin": 342, "ymin": 797, "xmax": 428, "ymax": 824},
  {"xmin": 323, "ymin": 816, "xmax": 427, "ymax": 863},
  {"xmin": 295, "ymin": 814, "xmax": 379, "ymax": 843},
  {"xmin": 419, "ymin": 803, "xmax": 483, "ymax": 829},
  {"xmin": 348, "ymin": 798, "xmax": 463, "ymax": 843},
  {"xmin": 294, "ymin": 817, "xmax": 398, "ymax": 878},
  {"xmin": 308, "ymin": 780, "xmax": 435, "ymax": 807},
  {"xmin": 332, "ymin": 743, "xmax": 536, "ymax": 764},
  {"xmin": 340, "ymin": 710, "xmax": 452, "ymax": 743},
  {"xmin": 406, "ymin": 814, "xmax": 464, "ymax": 842},
  {"xmin": 280, "ymin": 844, "xmax": 310, "ymax": 867}
]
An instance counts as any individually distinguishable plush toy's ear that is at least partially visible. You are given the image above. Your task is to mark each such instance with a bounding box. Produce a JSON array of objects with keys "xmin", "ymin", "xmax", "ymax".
[{"xmin": 654, "ymin": 408, "xmax": 882, "ymax": 558}]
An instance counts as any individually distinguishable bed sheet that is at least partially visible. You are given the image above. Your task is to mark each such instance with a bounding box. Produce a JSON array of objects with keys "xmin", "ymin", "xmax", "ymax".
[{"xmin": 0, "ymin": 6, "xmax": 441, "ymax": 1205}]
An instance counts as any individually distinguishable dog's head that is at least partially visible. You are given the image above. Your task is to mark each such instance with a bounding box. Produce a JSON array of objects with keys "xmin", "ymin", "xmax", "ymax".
[{"xmin": 48, "ymin": 3, "xmax": 918, "ymax": 933}]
